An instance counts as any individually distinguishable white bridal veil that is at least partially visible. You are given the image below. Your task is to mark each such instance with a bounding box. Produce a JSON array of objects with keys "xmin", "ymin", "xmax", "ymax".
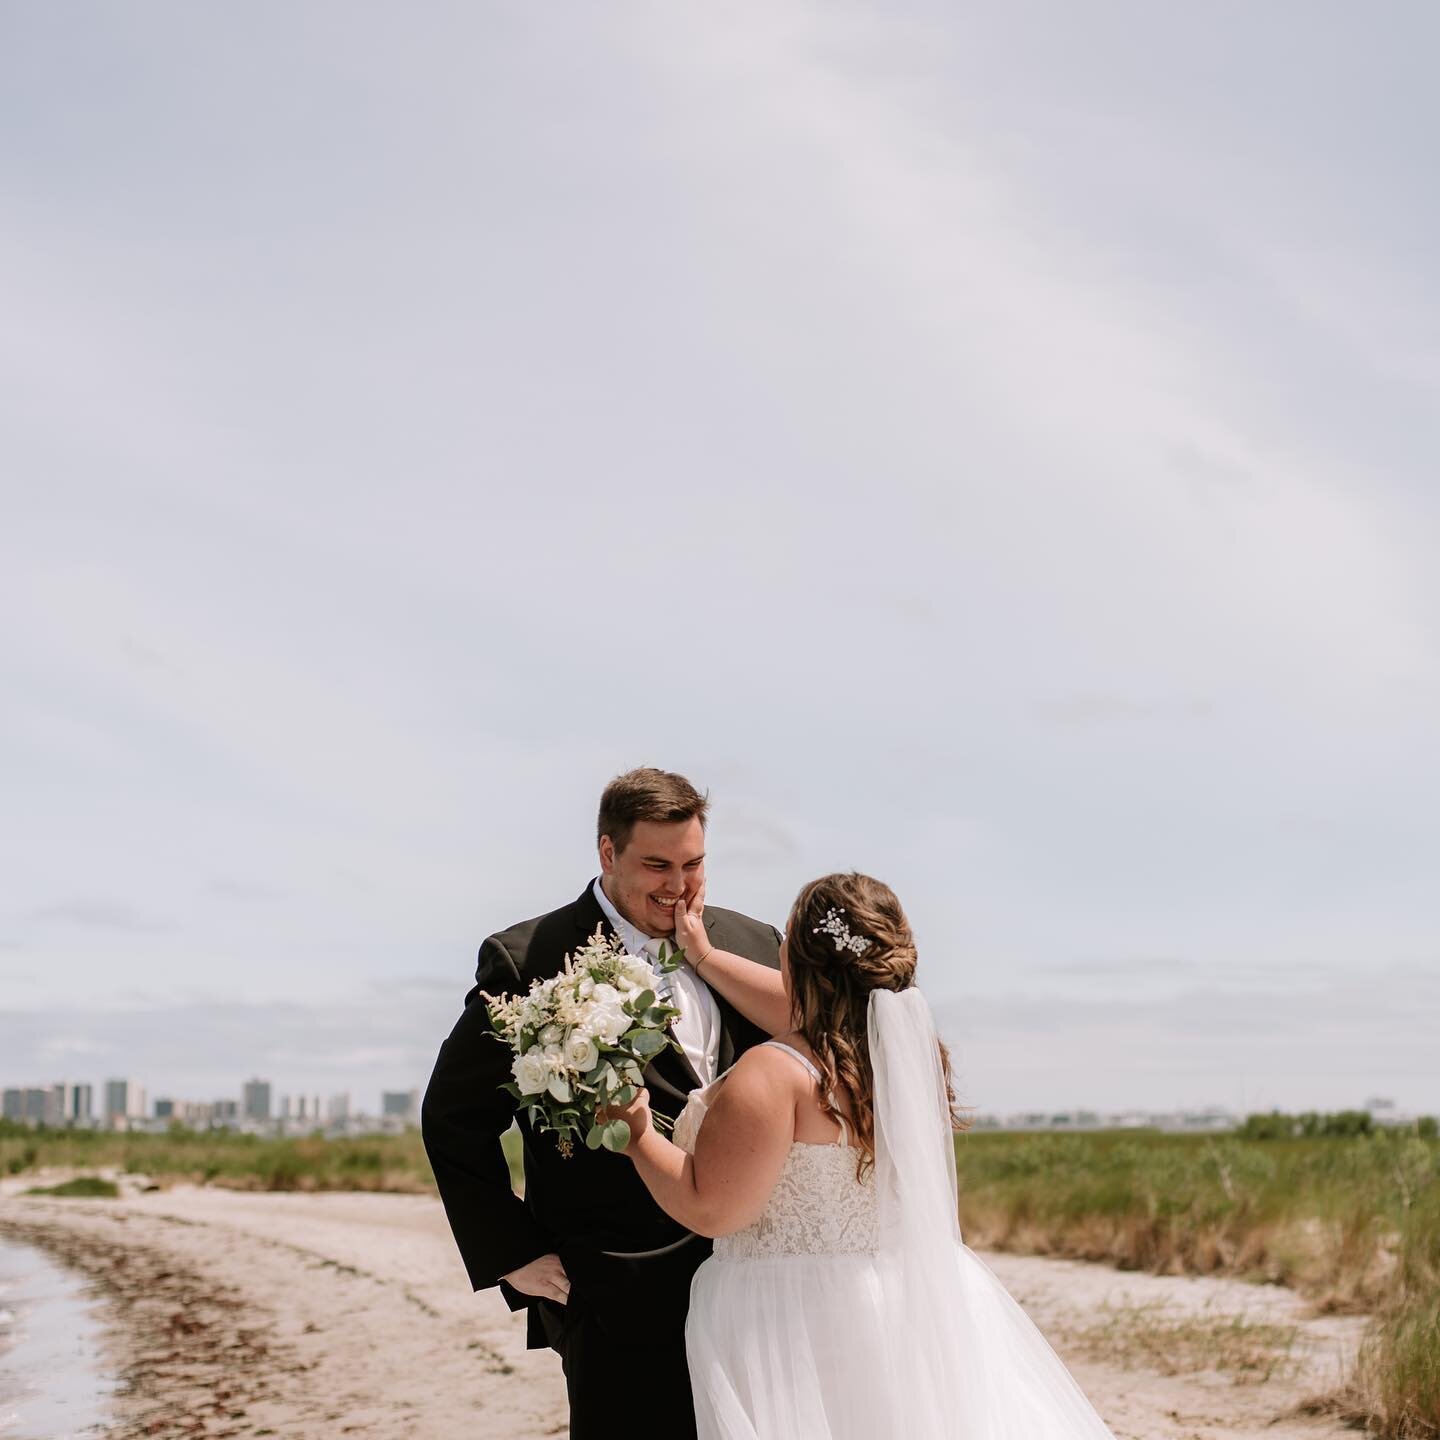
[{"xmin": 870, "ymin": 988, "xmax": 1119, "ymax": 1440}]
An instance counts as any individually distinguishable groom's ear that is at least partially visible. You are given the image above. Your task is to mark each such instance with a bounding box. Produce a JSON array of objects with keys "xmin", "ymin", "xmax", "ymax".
[{"xmin": 598, "ymin": 834, "xmax": 615, "ymax": 874}]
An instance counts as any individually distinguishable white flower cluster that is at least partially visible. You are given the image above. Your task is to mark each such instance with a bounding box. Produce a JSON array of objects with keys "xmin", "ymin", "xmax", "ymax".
[
  {"xmin": 481, "ymin": 927, "xmax": 681, "ymax": 1155},
  {"xmin": 813, "ymin": 906, "xmax": 872, "ymax": 956}
]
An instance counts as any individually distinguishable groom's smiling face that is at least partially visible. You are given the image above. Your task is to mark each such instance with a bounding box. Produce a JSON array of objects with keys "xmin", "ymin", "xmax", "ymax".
[{"xmin": 598, "ymin": 818, "xmax": 706, "ymax": 938}]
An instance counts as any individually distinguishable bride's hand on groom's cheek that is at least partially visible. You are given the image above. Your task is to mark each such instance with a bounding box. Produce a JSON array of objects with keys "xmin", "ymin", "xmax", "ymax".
[{"xmin": 675, "ymin": 879, "xmax": 707, "ymax": 958}]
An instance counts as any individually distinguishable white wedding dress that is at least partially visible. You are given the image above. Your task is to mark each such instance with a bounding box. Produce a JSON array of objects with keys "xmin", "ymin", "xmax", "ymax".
[{"xmin": 675, "ymin": 994, "xmax": 1121, "ymax": 1440}]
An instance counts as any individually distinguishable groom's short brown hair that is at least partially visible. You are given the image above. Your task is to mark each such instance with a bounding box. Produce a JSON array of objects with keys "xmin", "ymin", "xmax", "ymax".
[{"xmin": 597, "ymin": 768, "xmax": 709, "ymax": 853}]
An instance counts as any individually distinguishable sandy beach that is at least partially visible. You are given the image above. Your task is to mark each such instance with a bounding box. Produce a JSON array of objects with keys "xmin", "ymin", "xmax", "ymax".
[{"xmin": 0, "ymin": 1177, "xmax": 1365, "ymax": 1440}]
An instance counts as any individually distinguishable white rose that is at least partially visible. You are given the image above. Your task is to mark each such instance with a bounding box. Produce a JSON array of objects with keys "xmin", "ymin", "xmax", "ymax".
[
  {"xmin": 622, "ymin": 959, "xmax": 657, "ymax": 991},
  {"xmin": 538, "ymin": 1023, "xmax": 563, "ymax": 1046},
  {"xmin": 578, "ymin": 976, "xmax": 595, "ymax": 999},
  {"xmin": 592, "ymin": 982, "xmax": 621, "ymax": 1006},
  {"xmin": 564, "ymin": 1031, "xmax": 600, "ymax": 1073},
  {"xmin": 590, "ymin": 1002, "xmax": 629, "ymax": 1046},
  {"xmin": 513, "ymin": 1050, "xmax": 550, "ymax": 1096}
]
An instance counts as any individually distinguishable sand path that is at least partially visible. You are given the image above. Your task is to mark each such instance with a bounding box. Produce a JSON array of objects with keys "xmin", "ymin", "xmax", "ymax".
[{"xmin": 0, "ymin": 1183, "xmax": 1364, "ymax": 1439}]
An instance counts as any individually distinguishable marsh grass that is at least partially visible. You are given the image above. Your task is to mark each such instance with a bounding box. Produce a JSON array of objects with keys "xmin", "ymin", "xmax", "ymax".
[
  {"xmin": 954, "ymin": 1130, "xmax": 1426, "ymax": 1310},
  {"xmin": 956, "ymin": 1129, "xmax": 1439, "ymax": 1436},
  {"xmin": 1351, "ymin": 1185, "xmax": 1440, "ymax": 1439},
  {"xmin": 0, "ymin": 1120, "xmax": 528, "ymax": 1195},
  {"xmin": 0, "ymin": 1120, "xmax": 436, "ymax": 1193},
  {"xmin": 1067, "ymin": 1299, "xmax": 1300, "ymax": 1383}
]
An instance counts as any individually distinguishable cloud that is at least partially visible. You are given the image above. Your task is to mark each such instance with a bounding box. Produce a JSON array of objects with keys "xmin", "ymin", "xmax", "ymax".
[
  {"xmin": 207, "ymin": 877, "xmax": 287, "ymax": 904},
  {"xmin": 3, "ymin": 961, "xmax": 1433, "ymax": 1119},
  {"xmin": 0, "ymin": 983, "xmax": 468, "ymax": 1107},
  {"xmin": 930, "ymin": 963, "xmax": 1440, "ymax": 1114},
  {"xmin": 28, "ymin": 898, "xmax": 175, "ymax": 934},
  {"xmin": 1034, "ymin": 695, "xmax": 1216, "ymax": 729}
]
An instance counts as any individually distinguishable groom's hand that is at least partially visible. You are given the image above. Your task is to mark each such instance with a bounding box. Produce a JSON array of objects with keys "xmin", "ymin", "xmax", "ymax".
[{"xmin": 501, "ymin": 1253, "xmax": 571, "ymax": 1305}]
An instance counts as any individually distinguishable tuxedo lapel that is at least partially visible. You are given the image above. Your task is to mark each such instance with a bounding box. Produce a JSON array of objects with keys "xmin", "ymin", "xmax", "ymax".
[
  {"xmin": 646, "ymin": 1037, "xmax": 702, "ymax": 1102},
  {"xmin": 569, "ymin": 881, "xmax": 612, "ymax": 949},
  {"xmin": 702, "ymin": 911, "xmax": 742, "ymax": 1077}
]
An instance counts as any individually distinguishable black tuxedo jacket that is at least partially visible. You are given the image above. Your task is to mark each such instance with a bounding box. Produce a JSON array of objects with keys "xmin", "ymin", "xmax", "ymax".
[{"xmin": 422, "ymin": 881, "xmax": 781, "ymax": 1348}]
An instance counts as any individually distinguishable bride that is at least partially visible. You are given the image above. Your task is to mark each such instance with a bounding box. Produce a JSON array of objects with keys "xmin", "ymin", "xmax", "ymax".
[{"xmin": 604, "ymin": 871, "xmax": 1120, "ymax": 1440}]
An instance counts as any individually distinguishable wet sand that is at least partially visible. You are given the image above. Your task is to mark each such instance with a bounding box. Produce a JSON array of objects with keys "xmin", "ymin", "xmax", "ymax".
[{"xmin": 0, "ymin": 1180, "xmax": 1365, "ymax": 1440}]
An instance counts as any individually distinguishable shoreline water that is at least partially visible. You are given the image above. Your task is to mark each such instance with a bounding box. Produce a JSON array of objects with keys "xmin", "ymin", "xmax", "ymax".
[{"xmin": 0, "ymin": 1233, "xmax": 114, "ymax": 1438}]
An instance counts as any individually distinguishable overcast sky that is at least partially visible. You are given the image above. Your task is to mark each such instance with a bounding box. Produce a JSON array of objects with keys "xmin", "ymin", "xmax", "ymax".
[{"xmin": 4, "ymin": 2, "xmax": 1437, "ymax": 1117}]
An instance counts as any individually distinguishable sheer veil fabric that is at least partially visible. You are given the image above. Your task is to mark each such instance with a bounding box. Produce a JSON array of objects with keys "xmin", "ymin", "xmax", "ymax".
[
  {"xmin": 683, "ymin": 988, "xmax": 1120, "ymax": 1438},
  {"xmin": 871, "ymin": 988, "xmax": 1118, "ymax": 1439}
]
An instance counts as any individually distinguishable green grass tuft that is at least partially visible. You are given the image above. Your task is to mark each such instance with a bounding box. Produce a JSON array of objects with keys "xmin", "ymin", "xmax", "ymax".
[{"xmin": 23, "ymin": 1175, "xmax": 120, "ymax": 1198}]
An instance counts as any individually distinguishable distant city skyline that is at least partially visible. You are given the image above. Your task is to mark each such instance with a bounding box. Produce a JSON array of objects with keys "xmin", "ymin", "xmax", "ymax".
[
  {"xmin": 1, "ymin": 1075, "xmax": 394, "ymax": 1125},
  {"xmin": 1, "ymin": 1053, "xmax": 1431, "ymax": 1129},
  {"xmin": 4, "ymin": 1064, "xmax": 1426, "ymax": 1138}
]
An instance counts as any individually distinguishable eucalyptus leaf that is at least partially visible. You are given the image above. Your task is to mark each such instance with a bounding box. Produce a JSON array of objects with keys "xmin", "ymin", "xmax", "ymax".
[
  {"xmin": 585, "ymin": 1123, "xmax": 605, "ymax": 1150},
  {"xmin": 602, "ymin": 1118, "xmax": 631, "ymax": 1152}
]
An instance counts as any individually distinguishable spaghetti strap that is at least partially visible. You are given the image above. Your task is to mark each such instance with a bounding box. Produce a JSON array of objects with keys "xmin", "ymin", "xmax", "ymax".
[
  {"xmin": 761, "ymin": 1041, "xmax": 850, "ymax": 1147},
  {"xmin": 760, "ymin": 1039, "xmax": 823, "ymax": 1085}
]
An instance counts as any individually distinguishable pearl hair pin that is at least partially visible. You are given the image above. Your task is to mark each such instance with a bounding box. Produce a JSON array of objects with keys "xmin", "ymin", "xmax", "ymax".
[{"xmin": 813, "ymin": 907, "xmax": 872, "ymax": 956}]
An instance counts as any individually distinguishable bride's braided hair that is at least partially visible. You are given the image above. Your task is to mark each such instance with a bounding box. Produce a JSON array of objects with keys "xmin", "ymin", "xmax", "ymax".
[{"xmin": 785, "ymin": 872, "xmax": 967, "ymax": 1178}]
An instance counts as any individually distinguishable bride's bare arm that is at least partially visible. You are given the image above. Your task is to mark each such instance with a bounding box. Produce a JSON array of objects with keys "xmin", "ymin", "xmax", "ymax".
[
  {"xmin": 607, "ymin": 1048, "xmax": 797, "ymax": 1238},
  {"xmin": 676, "ymin": 884, "xmax": 791, "ymax": 1036}
]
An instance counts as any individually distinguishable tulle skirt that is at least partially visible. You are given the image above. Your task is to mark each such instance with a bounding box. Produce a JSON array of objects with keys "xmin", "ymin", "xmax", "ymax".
[{"xmin": 685, "ymin": 1245, "xmax": 1118, "ymax": 1440}]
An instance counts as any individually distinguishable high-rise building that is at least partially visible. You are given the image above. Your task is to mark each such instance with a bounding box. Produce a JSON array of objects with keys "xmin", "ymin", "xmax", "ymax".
[
  {"xmin": 71, "ymin": 1083, "xmax": 93, "ymax": 1122},
  {"xmin": 213, "ymin": 1098, "xmax": 239, "ymax": 1122},
  {"xmin": 327, "ymin": 1092, "xmax": 351, "ymax": 1125},
  {"xmin": 243, "ymin": 1078, "xmax": 271, "ymax": 1121},
  {"xmin": 49, "ymin": 1083, "xmax": 76, "ymax": 1124},
  {"xmin": 24, "ymin": 1088, "xmax": 50, "ymax": 1123},
  {"xmin": 105, "ymin": 1079, "xmax": 146, "ymax": 1124},
  {"xmin": 381, "ymin": 1089, "xmax": 420, "ymax": 1125},
  {"xmin": 2, "ymin": 1089, "xmax": 22, "ymax": 1122},
  {"xmin": 277, "ymin": 1094, "xmax": 323, "ymax": 1124}
]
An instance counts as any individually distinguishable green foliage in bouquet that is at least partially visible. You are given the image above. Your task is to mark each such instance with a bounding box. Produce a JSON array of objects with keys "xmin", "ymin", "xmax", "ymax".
[{"xmin": 482, "ymin": 927, "xmax": 684, "ymax": 1157}]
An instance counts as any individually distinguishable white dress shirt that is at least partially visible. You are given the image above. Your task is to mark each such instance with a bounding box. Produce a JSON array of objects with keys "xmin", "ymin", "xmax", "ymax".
[{"xmin": 592, "ymin": 878, "xmax": 721, "ymax": 1086}]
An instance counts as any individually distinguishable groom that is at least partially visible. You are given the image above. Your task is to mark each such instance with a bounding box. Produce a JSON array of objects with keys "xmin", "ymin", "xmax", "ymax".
[{"xmin": 422, "ymin": 767, "xmax": 781, "ymax": 1439}]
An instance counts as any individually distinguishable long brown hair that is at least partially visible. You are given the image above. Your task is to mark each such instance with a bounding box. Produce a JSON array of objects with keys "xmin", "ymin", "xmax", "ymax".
[{"xmin": 785, "ymin": 872, "xmax": 967, "ymax": 1177}]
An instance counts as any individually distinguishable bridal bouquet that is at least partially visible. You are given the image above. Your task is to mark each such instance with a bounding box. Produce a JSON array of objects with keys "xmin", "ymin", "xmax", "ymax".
[{"xmin": 482, "ymin": 927, "xmax": 682, "ymax": 1157}]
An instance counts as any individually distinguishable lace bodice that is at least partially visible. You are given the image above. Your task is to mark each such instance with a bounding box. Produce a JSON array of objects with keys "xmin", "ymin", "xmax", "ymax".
[{"xmin": 673, "ymin": 1043, "xmax": 879, "ymax": 1260}]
